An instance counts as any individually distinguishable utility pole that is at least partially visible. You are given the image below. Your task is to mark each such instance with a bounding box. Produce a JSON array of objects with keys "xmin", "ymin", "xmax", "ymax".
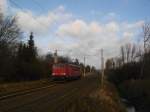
[
  {"xmin": 90, "ymin": 67, "xmax": 92, "ymax": 73},
  {"xmin": 54, "ymin": 50, "xmax": 58, "ymax": 64},
  {"xmin": 83, "ymin": 56, "xmax": 86, "ymax": 77},
  {"xmin": 101, "ymin": 49, "xmax": 104, "ymax": 88}
]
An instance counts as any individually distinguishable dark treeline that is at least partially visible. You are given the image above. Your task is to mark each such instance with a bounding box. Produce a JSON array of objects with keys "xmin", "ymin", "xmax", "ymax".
[
  {"xmin": 0, "ymin": 14, "xmax": 96, "ymax": 82},
  {"xmin": 0, "ymin": 13, "xmax": 50, "ymax": 81},
  {"xmin": 106, "ymin": 23, "xmax": 150, "ymax": 112}
]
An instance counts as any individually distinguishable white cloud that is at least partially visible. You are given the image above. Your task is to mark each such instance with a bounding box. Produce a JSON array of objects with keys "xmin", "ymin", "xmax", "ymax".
[
  {"xmin": 54, "ymin": 5, "xmax": 65, "ymax": 13},
  {"xmin": 123, "ymin": 32, "xmax": 134, "ymax": 38},
  {"xmin": 121, "ymin": 21, "xmax": 144, "ymax": 31},
  {"xmin": 55, "ymin": 19, "xmax": 144, "ymax": 68},
  {"xmin": 105, "ymin": 21, "xmax": 119, "ymax": 33},
  {"xmin": 57, "ymin": 20, "xmax": 103, "ymax": 39},
  {"xmin": 16, "ymin": 11, "xmax": 57, "ymax": 34},
  {"xmin": 0, "ymin": 0, "xmax": 7, "ymax": 14},
  {"xmin": 2, "ymin": 0, "xmax": 144, "ymax": 68},
  {"xmin": 15, "ymin": 5, "xmax": 72, "ymax": 35}
]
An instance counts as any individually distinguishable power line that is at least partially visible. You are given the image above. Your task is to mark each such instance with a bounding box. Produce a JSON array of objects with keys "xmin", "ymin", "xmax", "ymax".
[
  {"xmin": 9, "ymin": 0, "xmax": 54, "ymax": 32},
  {"xmin": 31, "ymin": 0, "xmax": 46, "ymax": 12},
  {"xmin": 9, "ymin": 0, "xmax": 23, "ymax": 10},
  {"xmin": 10, "ymin": 0, "xmax": 45, "ymax": 13},
  {"xmin": 9, "ymin": 1, "xmax": 102, "ymax": 59},
  {"xmin": 9, "ymin": 0, "xmax": 68, "ymax": 43}
]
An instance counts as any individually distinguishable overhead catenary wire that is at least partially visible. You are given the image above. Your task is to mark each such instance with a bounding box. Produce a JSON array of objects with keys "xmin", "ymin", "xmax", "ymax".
[
  {"xmin": 31, "ymin": 0, "xmax": 46, "ymax": 12},
  {"xmin": 9, "ymin": 0, "xmax": 68, "ymax": 43},
  {"xmin": 9, "ymin": 0, "xmax": 23, "ymax": 10},
  {"xmin": 9, "ymin": 0, "xmax": 57, "ymax": 33},
  {"xmin": 8, "ymin": 0, "xmax": 99, "ymax": 69}
]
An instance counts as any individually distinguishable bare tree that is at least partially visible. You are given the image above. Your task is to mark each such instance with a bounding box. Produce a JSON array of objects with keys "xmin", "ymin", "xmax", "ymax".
[
  {"xmin": 120, "ymin": 43, "xmax": 139, "ymax": 65},
  {"xmin": 120, "ymin": 46, "xmax": 125, "ymax": 65},
  {"xmin": 131, "ymin": 44, "xmax": 136, "ymax": 62},
  {"xmin": 0, "ymin": 17, "xmax": 20, "ymax": 45},
  {"xmin": 105, "ymin": 58, "xmax": 114, "ymax": 70},
  {"xmin": 125, "ymin": 43, "xmax": 132, "ymax": 63},
  {"xmin": 143, "ymin": 23, "xmax": 150, "ymax": 52},
  {"xmin": 0, "ymin": 14, "xmax": 21, "ymax": 81},
  {"xmin": 113, "ymin": 57, "xmax": 122, "ymax": 68},
  {"xmin": 140, "ymin": 23, "xmax": 150, "ymax": 78}
]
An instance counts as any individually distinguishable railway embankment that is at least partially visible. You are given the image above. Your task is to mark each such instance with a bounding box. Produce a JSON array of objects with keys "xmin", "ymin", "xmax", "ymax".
[
  {"xmin": 0, "ymin": 78, "xmax": 52, "ymax": 97},
  {"xmin": 63, "ymin": 81, "xmax": 127, "ymax": 112}
]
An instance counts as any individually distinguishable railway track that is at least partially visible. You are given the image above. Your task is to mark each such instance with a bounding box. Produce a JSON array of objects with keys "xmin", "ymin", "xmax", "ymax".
[
  {"xmin": 0, "ymin": 76, "xmax": 83, "ymax": 101},
  {"xmin": 0, "ymin": 81, "xmax": 57, "ymax": 101},
  {"xmin": 6, "ymin": 88, "xmax": 79, "ymax": 112},
  {"xmin": 0, "ymin": 74, "xmax": 99, "ymax": 112},
  {"xmin": 50, "ymin": 80, "xmax": 98, "ymax": 112},
  {"xmin": 0, "ymin": 81, "xmax": 81, "ymax": 112}
]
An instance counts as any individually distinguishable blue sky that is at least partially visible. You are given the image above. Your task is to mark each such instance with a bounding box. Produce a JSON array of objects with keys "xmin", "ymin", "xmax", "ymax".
[
  {"xmin": 8, "ymin": 0, "xmax": 150, "ymax": 22},
  {"xmin": 1, "ymin": 0, "xmax": 149, "ymax": 67}
]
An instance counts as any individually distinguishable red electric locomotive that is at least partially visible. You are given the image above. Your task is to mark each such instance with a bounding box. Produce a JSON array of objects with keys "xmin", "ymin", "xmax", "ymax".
[{"xmin": 52, "ymin": 63, "xmax": 81, "ymax": 80}]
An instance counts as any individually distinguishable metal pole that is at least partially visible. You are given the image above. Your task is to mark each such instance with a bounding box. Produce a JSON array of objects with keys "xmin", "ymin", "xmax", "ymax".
[
  {"xmin": 83, "ymin": 56, "xmax": 86, "ymax": 77},
  {"xmin": 54, "ymin": 50, "xmax": 58, "ymax": 64},
  {"xmin": 101, "ymin": 49, "xmax": 104, "ymax": 88},
  {"xmin": 90, "ymin": 67, "xmax": 92, "ymax": 73}
]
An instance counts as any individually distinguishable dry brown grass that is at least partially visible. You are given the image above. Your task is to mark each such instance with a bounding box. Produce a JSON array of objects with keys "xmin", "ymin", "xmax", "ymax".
[
  {"xmin": 62, "ymin": 81, "xmax": 126, "ymax": 112},
  {"xmin": 0, "ymin": 79, "xmax": 51, "ymax": 96}
]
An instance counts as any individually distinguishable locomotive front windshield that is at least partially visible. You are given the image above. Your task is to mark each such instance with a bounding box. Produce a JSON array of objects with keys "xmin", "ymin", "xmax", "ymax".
[{"xmin": 53, "ymin": 64, "xmax": 65, "ymax": 68}]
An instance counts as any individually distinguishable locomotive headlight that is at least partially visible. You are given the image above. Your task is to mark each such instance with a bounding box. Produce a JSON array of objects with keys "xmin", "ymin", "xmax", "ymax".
[
  {"xmin": 52, "ymin": 73, "xmax": 56, "ymax": 75},
  {"xmin": 63, "ymin": 73, "xmax": 66, "ymax": 75}
]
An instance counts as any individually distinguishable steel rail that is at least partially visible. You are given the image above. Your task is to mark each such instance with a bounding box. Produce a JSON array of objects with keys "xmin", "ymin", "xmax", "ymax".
[{"xmin": 0, "ymin": 82, "xmax": 57, "ymax": 100}]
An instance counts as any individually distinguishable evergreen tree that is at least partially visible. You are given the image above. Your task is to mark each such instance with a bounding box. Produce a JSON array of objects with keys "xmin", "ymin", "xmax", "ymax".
[
  {"xmin": 74, "ymin": 58, "xmax": 79, "ymax": 65},
  {"xmin": 15, "ymin": 32, "xmax": 40, "ymax": 81},
  {"xmin": 27, "ymin": 32, "xmax": 37, "ymax": 62}
]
